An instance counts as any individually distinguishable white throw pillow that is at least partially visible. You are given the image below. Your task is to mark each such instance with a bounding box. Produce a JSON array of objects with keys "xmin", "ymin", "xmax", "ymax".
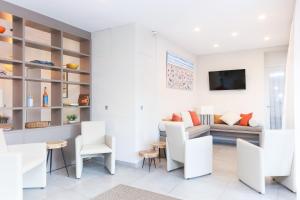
[
  {"xmin": 220, "ymin": 112, "xmax": 241, "ymax": 126},
  {"xmin": 181, "ymin": 111, "xmax": 193, "ymax": 128}
]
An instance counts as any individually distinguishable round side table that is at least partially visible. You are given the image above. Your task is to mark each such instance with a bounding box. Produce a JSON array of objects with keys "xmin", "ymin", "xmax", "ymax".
[
  {"xmin": 47, "ymin": 140, "xmax": 69, "ymax": 176},
  {"xmin": 152, "ymin": 141, "xmax": 166, "ymax": 162},
  {"xmin": 139, "ymin": 149, "xmax": 159, "ymax": 172}
]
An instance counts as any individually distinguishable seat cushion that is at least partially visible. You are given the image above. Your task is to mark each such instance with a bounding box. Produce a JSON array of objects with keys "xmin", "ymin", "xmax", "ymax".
[
  {"xmin": 186, "ymin": 125, "xmax": 210, "ymax": 139},
  {"xmin": 22, "ymin": 154, "xmax": 45, "ymax": 173},
  {"xmin": 80, "ymin": 144, "xmax": 112, "ymax": 155},
  {"xmin": 210, "ymin": 124, "xmax": 262, "ymax": 133}
]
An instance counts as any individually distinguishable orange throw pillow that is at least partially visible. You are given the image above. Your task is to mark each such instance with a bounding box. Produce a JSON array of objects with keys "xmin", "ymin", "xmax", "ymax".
[
  {"xmin": 239, "ymin": 113, "xmax": 253, "ymax": 126},
  {"xmin": 171, "ymin": 113, "xmax": 182, "ymax": 122},
  {"xmin": 189, "ymin": 111, "xmax": 201, "ymax": 126},
  {"xmin": 214, "ymin": 115, "xmax": 224, "ymax": 124}
]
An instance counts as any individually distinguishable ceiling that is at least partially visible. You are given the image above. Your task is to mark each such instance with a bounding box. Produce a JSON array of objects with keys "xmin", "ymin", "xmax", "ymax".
[{"xmin": 4, "ymin": 0, "xmax": 295, "ymax": 55}]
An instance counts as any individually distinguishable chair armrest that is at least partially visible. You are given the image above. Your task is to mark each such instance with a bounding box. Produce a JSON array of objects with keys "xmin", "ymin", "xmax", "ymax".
[
  {"xmin": 8, "ymin": 143, "xmax": 46, "ymax": 158},
  {"xmin": 75, "ymin": 135, "xmax": 83, "ymax": 155},
  {"xmin": 0, "ymin": 152, "xmax": 23, "ymax": 199},
  {"xmin": 237, "ymin": 139, "xmax": 265, "ymax": 193},
  {"xmin": 105, "ymin": 135, "xmax": 115, "ymax": 150}
]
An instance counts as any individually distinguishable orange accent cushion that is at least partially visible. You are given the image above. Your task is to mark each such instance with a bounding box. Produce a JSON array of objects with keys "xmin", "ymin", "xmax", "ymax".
[
  {"xmin": 239, "ymin": 113, "xmax": 253, "ymax": 126},
  {"xmin": 214, "ymin": 115, "xmax": 225, "ymax": 124},
  {"xmin": 171, "ymin": 113, "xmax": 182, "ymax": 122},
  {"xmin": 189, "ymin": 111, "xmax": 201, "ymax": 126}
]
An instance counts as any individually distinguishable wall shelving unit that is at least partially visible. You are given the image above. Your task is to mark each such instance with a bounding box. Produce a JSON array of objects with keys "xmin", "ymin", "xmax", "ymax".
[{"xmin": 0, "ymin": 10, "xmax": 91, "ymax": 132}]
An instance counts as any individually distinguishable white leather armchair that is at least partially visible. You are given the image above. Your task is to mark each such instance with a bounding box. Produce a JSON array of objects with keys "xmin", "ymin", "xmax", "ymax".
[
  {"xmin": 165, "ymin": 122, "xmax": 213, "ymax": 179},
  {"xmin": 0, "ymin": 129, "xmax": 47, "ymax": 200},
  {"xmin": 76, "ymin": 121, "xmax": 115, "ymax": 178},
  {"xmin": 237, "ymin": 129, "xmax": 295, "ymax": 194}
]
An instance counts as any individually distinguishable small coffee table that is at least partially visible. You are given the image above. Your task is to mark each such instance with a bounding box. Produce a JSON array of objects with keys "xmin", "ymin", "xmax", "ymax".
[
  {"xmin": 152, "ymin": 141, "xmax": 166, "ymax": 162},
  {"xmin": 47, "ymin": 140, "xmax": 69, "ymax": 176},
  {"xmin": 139, "ymin": 149, "xmax": 159, "ymax": 172}
]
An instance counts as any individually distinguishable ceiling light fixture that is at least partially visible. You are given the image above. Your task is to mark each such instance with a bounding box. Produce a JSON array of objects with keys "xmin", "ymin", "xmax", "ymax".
[
  {"xmin": 231, "ymin": 32, "xmax": 239, "ymax": 37},
  {"xmin": 194, "ymin": 27, "xmax": 201, "ymax": 32},
  {"xmin": 213, "ymin": 44, "xmax": 219, "ymax": 48},
  {"xmin": 264, "ymin": 36, "xmax": 270, "ymax": 41},
  {"xmin": 258, "ymin": 14, "xmax": 266, "ymax": 20}
]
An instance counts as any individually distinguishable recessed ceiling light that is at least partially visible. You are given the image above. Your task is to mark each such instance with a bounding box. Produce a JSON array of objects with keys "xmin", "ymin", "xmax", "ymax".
[
  {"xmin": 264, "ymin": 36, "xmax": 270, "ymax": 41},
  {"xmin": 194, "ymin": 27, "xmax": 201, "ymax": 32},
  {"xmin": 213, "ymin": 44, "xmax": 219, "ymax": 48},
  {"xmin": 231, "ymin": 32, "xmax": 239, "ymax": 37},
  {"xmin": 258, "ymin": 14, "xmax": 266, "ymax": 20}
]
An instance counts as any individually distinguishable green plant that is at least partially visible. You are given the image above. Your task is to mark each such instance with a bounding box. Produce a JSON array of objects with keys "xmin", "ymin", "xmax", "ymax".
[{"xmin": 67, "ymin": 114, "xmax": 77, "ymax": 121}]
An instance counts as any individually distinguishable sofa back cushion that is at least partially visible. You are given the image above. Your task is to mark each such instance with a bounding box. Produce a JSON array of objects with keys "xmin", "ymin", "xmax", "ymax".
[
  {"xmin": 214, "ymin": 114, "xmax": 225, "ymax": 124},
  {"xmin": 171, "ymin": 113, "xmax": 182, "ymax": 122},
  {"xmin": 181, "ymin": 111, "xmax": 194, "ymax": 128},
  {"xmin": 239, "ymin": 113, "xmax": 253, "ymax": 126},
  {"xmin": 220, "ymin": 113, "xmax": 241, "ymax": 126}
]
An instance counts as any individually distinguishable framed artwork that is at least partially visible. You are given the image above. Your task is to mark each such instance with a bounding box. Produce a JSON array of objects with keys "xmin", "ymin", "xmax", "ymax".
[
  {"xmin": 63, "ymin": 72, "xmax": 68, "ymax": 98},
  {"xmin": 166, "ymin": 52, "xmax": 194, "ymax": 90}
]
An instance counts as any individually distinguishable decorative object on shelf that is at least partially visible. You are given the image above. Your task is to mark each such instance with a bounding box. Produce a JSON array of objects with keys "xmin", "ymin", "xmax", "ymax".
[
  {"xmin": 30, "ymin": 60, "xmax": 55, "ymax": 66},
  {"xmin": 0, "ymin": 115, "xmax": 9, "ymax": 124},
  {"xmin": 0, "ymin": 26, "xmax": 6, "ymax": 34},
  {"xmin": 25, "ymin": 121, "xmax": 50, "ymax": 129},
  {"xmin": 0, "ymin": 69, "xmax": 7, "ymax": 76},
  {"xmin": 0, "ymin": 89, "xmax": 3, "ymax": 107},
  {"xmin": 3, "ymin": 64, "xmax": 13, "ymax": 73},
  {"xmin": 42, "ymin": 87, "xmax": 48, "ymax": 107},
  {"xmin": 0, "ymin": 123, "xmax": 12, "ymax": 131},
  {"xmin": 63, "ymin": 72, "xmax": 68, "ymax": 98},
  {"xmin": 67, "ymin": 114, "xmax": 77, "ymax": 123},
  {"xmin": 78, "ymin": 94, "xmax": 90, "ymax": 106},
  {"xmin": 27, "ymin": 93, "xmax": 34, "ymax": 107},
  {"xmin": 66, "ymin": 63, "xmax": 79, "ymax": 70}
]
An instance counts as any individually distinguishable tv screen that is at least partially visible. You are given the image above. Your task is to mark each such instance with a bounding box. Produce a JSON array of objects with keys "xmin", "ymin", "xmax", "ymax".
[{"xmin": 209, "ymin": 69, "xmax": 246, "ymax": 90}]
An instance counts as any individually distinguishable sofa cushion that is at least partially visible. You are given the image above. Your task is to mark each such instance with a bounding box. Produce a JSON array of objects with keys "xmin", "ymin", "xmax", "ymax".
[
  {"xmin": 221, "ymin": 113, "xmax": 241, "ymax": 126},
  {"xmin": 239, "ymin": 113, "xmax": 253, "ymax": 126},
  {"xmin": 214, "ymin": 114, "xmax": 225, "ymax": 124},
  {"xmin": 186, "ymin": 125, "xmax": 210, "ymax": 139},
  {"xmin": 189, "ymin": 111, "xmax": 201, "ymax": 126},
  {"xmin": 210, "ymin": 124, "xmax": 262, "ymax": 134}
]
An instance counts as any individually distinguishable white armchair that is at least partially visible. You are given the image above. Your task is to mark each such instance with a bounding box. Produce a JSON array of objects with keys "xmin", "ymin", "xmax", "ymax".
[
  {"xmin": 76, "ymin": 121, "xmax": 115, "ymax": 178},
  {"xmin": 0, "ymin": 129, "xmax": 47, "ymax": 200},
  {"xmin": 165, "ymin": 122, "xmax": 213, "ymax": 179},
  {"xmin": 237, "ymin": 129, "xmax": 295, "ymax": 194}
]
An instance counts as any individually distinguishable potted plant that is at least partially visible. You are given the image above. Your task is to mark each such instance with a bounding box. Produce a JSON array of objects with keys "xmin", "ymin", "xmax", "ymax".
[{"xmin": 67, "ymin": 114, "xmax": 77, "ymax": 123}]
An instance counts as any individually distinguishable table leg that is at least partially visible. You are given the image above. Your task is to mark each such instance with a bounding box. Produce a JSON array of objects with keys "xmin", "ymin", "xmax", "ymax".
[
  {"xmin": 50, "ymin": 149, "xmax": 53, "ymax": 175},
  {"xmin": 149, "ymin": 158, "xmax": 152, "ymax": 172},
  {"xmin": 60, "ymin": 148, "xmax": 69, "ymax": 177},
  {"xmin": 153, "ymin": 158, "xmax": 156, "ymax": 168},
  {"xmin": 142, "ymin": 158, "xmax": 145, "ymax": 168},
  {"xmin": 163, "ymin": 148, "xmax": 166, "ymax": 158},
  {"xmin": 47, "ymin": 150, "xmax": 50, "ymax": 165}
]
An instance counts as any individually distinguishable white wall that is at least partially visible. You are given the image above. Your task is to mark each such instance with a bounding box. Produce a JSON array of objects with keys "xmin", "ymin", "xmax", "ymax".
[
  {"xmin": 92, "ymin": 24, "xmax": 198, "ymax": 164},
  {"xmin": 196, "ymin": 47, "xmax": 287, "ymax": 124}
]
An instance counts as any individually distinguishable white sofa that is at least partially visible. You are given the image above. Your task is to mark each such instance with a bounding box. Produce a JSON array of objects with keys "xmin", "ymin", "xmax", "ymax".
[
  {"xmin": 0, "ymin": 129, "xmax": 47, "ymax": 200},
  {"xmin": 165, "ymin": 122, "xmax": 213, "ymax": 179},
  {"xmin": 237, "ymin": 129, "xmax": 294, "ymax": 194},
  {"xmin": 76, "ymin": 121, "xmax": 115, "ymax": 178}
]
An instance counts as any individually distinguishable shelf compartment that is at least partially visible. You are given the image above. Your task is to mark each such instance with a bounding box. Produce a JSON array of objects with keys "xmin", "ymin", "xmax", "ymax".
[
  {"xmin": 26, "ymin": 67, "xmax": 61, "ymax": 82},
  {"xmin": 25, "ymin": 40, "xmax": 61, "ymax": 52},
  {"xmin": 63, "ymin": 49, "xmax": 89, "ymax": 58}
]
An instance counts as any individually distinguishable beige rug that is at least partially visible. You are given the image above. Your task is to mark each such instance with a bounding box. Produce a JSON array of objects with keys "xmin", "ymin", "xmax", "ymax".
[{"xmin": 93, "ymin": 184, "xmax": 180, "ymax": 200}]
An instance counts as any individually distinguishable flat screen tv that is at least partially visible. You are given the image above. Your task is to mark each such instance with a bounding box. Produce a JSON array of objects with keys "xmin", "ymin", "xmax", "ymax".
[{"xmin": 209, "ymin": 69, "xmax": 246, "ymax": 90}]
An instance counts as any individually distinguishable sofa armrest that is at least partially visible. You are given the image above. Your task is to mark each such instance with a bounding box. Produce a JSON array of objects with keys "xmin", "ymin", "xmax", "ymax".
[
  {"xmin": 237, "ymin": 139, "xmax": 265, "ymax": 194},
  {"xmin": 75, "ymin": 135, "xmax": 83, "ymax": 155},
  {"xmin": 8, "ymin": 143, "xmax": 46, "ymax": 159}
]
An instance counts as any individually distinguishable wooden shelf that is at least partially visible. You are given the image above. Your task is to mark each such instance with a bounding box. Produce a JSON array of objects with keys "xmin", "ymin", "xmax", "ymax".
[
  {"xmin": 63, "ymin": 81, "xmax": 90, "ymax": 86},
  {"xmin": 0, "ymin": 75, "xmax": 22, "ymax": 80},
  {"xmin": 0, "ymin": 34, "xmax": 23, "ymax": 42},
  {"xmin": 0, "ymin": 107, "xmax": 23, "ymax": 110},
  {"xmin": 25, "ymin": 62, "xmax": 61, "ymax": 70},
  {"xmin": 25, "ymin": 106, "xmax": 62, "ymax": 110},
  {"xmin": 63, "ymin": 49, "xmax": 90, "ymax": 58},
  {"xmin": 25, "ymin": 77, "xmax": 62, "ymax": 83},
  {"xmin": 63, "ymin": 68, "xmax": 90, "ymax": 74},
  {"xmin": 25, "ymin": 40, "xmax": 61, "ymax": 51},
  {"xmin": 0, "ymin": 58, "xmax": 23, "ymax": 64}
]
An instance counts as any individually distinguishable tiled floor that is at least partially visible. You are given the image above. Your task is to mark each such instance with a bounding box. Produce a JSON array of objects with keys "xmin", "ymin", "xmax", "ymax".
[{"xmin": 24, "ymin": 144, "xmax": 296, "ymax": 200}]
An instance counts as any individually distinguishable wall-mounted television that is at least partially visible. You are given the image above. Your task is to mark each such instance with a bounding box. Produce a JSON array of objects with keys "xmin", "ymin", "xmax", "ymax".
[{"xmin": 209, "ymin": 69, "xmax": 246, "ymax": 90}]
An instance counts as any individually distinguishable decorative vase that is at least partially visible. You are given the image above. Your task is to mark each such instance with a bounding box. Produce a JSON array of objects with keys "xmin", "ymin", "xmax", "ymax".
[{"xmin": 0, "ymin": 26, "xmax": 6, "ymax": 34}]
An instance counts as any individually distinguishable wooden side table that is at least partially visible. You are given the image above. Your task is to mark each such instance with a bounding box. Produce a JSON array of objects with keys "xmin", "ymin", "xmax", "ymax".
[
  {"xmin": 139, "ymin": 149, "xmax": 159, "ymax": 172},
  {"xmin": 47, "ymin": 140, "xmax": 69, "ymax": 176},
  {"xmin": 152, "ymin": 141, "xmax": 166, "ymax": 162}
]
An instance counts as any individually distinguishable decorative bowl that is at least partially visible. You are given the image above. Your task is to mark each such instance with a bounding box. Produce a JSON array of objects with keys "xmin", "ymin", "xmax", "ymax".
[
  {"xmin": 0, "ymin": 26, "xmax": 6, "ymax": 34},
  {"xmin": 66, "ymin": 63, "xmax": 79, "ymax": 70}
]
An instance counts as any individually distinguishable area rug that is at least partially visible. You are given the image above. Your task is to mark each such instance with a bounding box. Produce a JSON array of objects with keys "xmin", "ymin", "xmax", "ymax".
[{"xmin": 93, "ymin": 184, "xmax": 180, "ymax": 200}]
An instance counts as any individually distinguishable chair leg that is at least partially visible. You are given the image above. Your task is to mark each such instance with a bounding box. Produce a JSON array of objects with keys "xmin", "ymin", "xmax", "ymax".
[
  {"xmin": 47, "ymin": 150, "xmax": 50, "ymax": 165},
  {"xmin": 153, "ymin": 158, "xmax": 156, "ymax": 168},
  {"xmin": 163, "ymin": 148, "xmax": 166, "ymax": 158},
  {"xmin": 49, "ymin": 149, "xmax": 53, "ymax": 175},
  {"xmin": 60, "ymin": 148, "xmax": 69, "ymax": 177},
  {"xmin": 142, "ymin": 158, "xmax": 145, "ymax": 168},
  {"xmin": 159, "ymin": 148, "xmax": 161, "ymax": 162}
]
